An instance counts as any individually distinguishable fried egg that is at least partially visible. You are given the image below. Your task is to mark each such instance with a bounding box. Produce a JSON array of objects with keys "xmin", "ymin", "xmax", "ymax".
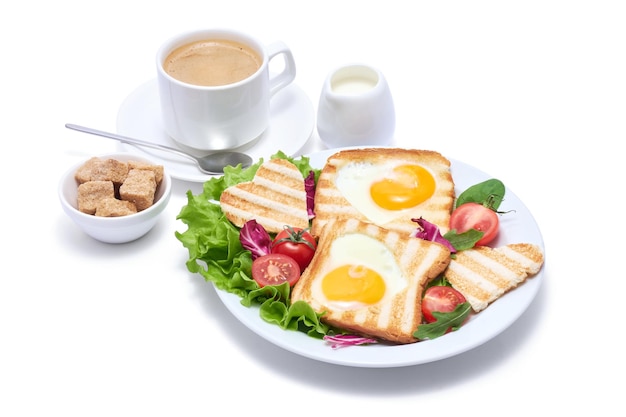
[
  {"xmin": 311, "ymin": 232, "xmax": 407, "ymax": 310},
  {"xmin": 335, "ymin": 161, "xmax": 436, "ymax": 227}
]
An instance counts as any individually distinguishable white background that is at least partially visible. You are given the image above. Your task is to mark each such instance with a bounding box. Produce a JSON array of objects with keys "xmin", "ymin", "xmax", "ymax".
[{"xmin": 1, "ymin": 1, "xmax": 624, "ymax": 415}]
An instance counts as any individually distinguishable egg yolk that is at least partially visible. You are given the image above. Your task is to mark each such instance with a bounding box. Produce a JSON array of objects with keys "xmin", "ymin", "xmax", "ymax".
[
  {"xmin": 370, "ymin": 164, "xmax": 436, "ymax": 210},
  {"xmin": 321, "ymin": 264, "xmax": 386, "ymax": 304}
]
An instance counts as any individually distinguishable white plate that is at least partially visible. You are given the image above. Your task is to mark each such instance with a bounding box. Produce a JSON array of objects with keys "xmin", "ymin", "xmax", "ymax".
[
  {"xmin": 116, "ymin": 79, "xmax": 315, "ymax": 182},
  {"xmin": 215, "ymin": 149, "xmax": 545, "ymax": 368}
]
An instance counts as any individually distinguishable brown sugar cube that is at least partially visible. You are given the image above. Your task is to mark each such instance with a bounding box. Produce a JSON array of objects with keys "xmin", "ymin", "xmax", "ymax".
[
  {"xmin": 128, "ymin": 160, "xmax": 164, "ymax": 185},
  {"xmin": 74, "ymin": 157, "xmax": 101, "ymax": 184},
  {"xmin": 95, "ymin": 197, "xmax": 138, "ymax": 217},
  {"xmin": 119, "ymin": 169, "xmax": 157, "ymax": 211},
  {"xmin": 77, "ymin": 181, "xmax": 115, "ymax": 214},
  {"xmin": 74, "ymin": 157, "xmax": 129, "ymax": 186}
]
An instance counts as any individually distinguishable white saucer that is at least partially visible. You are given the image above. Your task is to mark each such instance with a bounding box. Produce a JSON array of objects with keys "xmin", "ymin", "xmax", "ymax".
[{"xmin": 116, "ymin": 79, "xmax": 315, "ymax": 182}]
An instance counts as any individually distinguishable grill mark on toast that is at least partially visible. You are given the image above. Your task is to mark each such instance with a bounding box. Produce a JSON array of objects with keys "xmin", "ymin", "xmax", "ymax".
[
  {"xmin": 458, "ymin": 250, "xmax": 523, "ymax": 289},
  {"xmin": 498, "ymin": 244, "xmax": 544, "ymax": 274},
  {"xmin": 253, "ymin": 176, "xmax": 306, "ymax": 199},
  {"xmin": 445, "ymin": 262, "xmax": 501, "ymax": 312},
  {"xmin": 219, "ymin": 159, "xmax": 309, "ymax": 233},
  {"xmin": 445, "ymin": 243, "xmax": 544, "ymax": 312},
  {"xmin": 220, "ymin": 184, "xmax": 308, "ymax": 231},
  {"xmin": 223, "ymin": 183, "xmax": 305, "ymax": 215}
]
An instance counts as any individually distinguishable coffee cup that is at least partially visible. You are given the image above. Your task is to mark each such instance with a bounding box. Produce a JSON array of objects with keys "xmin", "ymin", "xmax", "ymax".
[
  {"xmin": 156, "ymin": 28, "xmax": 296, "ymax": 151},
  {"xmin": 316, "ymin": 64, "xmax": 395, "ymax": 148}
]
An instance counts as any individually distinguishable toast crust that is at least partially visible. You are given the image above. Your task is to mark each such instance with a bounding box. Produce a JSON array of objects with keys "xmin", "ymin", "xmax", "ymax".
[
  {"xmin": 291, "ymin": 218, "xmax": 451, "ymax": 344},
  {"xmin": 311, "ymin": 148, "xmax": 455, "ymax": 237}
]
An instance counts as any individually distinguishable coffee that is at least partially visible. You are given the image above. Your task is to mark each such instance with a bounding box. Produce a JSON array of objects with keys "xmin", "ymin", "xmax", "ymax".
[{"xmin": 163, "ymin": 39, "xmax": 262, "ymax": 86}]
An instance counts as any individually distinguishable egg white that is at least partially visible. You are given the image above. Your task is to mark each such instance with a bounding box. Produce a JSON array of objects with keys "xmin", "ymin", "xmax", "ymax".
[
  {"xmin": 311, "ymin": 233, "xmax": 407, "ymax": 310},
  {"xmin": 335, "ymin": 161, "xmax": 425, "ymax": 226}
]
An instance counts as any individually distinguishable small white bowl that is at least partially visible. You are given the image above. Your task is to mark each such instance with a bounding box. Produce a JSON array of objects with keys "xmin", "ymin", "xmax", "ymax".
[{"xmin": 58, "ymin": 152, "xmax": 172, "ymax": 244}]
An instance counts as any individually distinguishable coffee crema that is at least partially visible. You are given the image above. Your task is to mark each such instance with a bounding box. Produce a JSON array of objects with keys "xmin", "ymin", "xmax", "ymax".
[{"xmin": 163, "ymin": 39, "xmax": 262, "ymax": 86}]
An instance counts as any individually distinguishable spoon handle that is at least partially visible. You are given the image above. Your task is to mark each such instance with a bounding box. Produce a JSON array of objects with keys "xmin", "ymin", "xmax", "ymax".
[{"xmin": 64, "ymin": 123, "xmax": 198, "ymax": 163}]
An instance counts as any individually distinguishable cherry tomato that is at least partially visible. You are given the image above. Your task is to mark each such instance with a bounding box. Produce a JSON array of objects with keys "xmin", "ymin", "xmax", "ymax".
[
  {"xmin": 251, "ymin": 253, "xmax": 301, "ymax": 287},
  {"xmin": 422, "ymin": 286, "xmax": 467, "ymax": 323},
  {"xmin": 271, "ymin": 227, "xmax": 317, "ymax": 272},
  {"xmin": 449, "ymin": 202, "xmax": 499, "ymax": 246}
]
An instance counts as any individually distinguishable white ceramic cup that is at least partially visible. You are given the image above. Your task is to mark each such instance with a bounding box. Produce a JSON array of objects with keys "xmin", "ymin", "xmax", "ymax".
[
  {"xmin": 156, "ymin": 29, "xmax": 296, "ymax": 151},
  {"xmin": 316, "ymin": 64, "xmax": 395, "ymax": 148}
]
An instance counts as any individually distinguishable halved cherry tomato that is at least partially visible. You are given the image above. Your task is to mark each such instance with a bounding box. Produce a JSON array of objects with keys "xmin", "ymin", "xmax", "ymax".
[
  {"xmin": 251, "ymin": 253, "xmax": 301, "ymax": 287},
  {"xmin": 271, "ymin": 227, "xmax": 317, "ymax": 272},
  {"xmin": 422, "ymin": 286, "xmax": 467, "ymax": 323},
  {"xmin": 449, "ymin": 202, "xmax": 499, "ymax": 246}
]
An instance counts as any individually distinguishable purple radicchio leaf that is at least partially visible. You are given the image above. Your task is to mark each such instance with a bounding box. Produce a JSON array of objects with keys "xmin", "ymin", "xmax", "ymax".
[
  {"xmin": 304, "ymin": 170, "xmax": 316, "ymax": 219},
  {"xmin": 411, "ymin": 217, "xmax": 456, "ymax": 253},
  {"xmin": 239, "ymin": 220, "xmax": 272, "ymax": 260},
  {"xmin": 323, "ymin": 334, "xmax": 378, "ymax": 349}
]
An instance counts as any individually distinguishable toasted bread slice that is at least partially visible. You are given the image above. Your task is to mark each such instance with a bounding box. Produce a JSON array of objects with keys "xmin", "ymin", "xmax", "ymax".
[
  {"xmin": 220, "ymin": 159, "xmax": 309, "ymax": 234},
  {"xmin": 311, "ymin": 148, "xmax": 455, "ymax": 238},
  {"xmin": 444, "ymin": 243, "xmax": 544, "ymax": 312},
  {"xmin": 291, "ymin": 218, "xmax": 451, "ymax": 344}
]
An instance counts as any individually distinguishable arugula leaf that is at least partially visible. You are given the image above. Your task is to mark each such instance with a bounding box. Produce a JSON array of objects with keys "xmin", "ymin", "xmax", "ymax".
[
  {"xmin": 425, "ymin": 275, "xmax": 452, "ymax": 289},
  {"xmin": 455, "ymin": 178, "xmax": 505, "ymax": 210},
  {"xmin": 413, "ymin": 302, "xmax": 472, "ymax": 340},
  {"xmin": 443, "ymin": 228, "xmax": 485, "ymax": 251}
]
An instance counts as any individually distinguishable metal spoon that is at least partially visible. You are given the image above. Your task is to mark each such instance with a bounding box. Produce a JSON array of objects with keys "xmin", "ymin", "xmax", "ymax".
[{"xmin": 65, "ymin": 123, "xmax": 253, "ymax": 175}]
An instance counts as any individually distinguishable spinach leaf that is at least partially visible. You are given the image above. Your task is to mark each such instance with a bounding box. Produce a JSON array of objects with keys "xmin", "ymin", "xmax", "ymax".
[{"xmin": 455, "ymin": 178, "xmax": 505, "ymax": 210}]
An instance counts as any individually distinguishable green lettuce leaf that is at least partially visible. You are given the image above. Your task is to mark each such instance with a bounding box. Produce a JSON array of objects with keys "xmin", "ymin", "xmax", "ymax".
[{"xmin": 175, "ymin": 152, "xmax": 326, "ymax": 336}]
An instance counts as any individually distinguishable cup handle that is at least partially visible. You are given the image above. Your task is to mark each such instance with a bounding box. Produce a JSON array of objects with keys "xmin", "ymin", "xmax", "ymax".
[{"xmin": 266, "ymin": 41, "xmax": 296, "ymax": 96}]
